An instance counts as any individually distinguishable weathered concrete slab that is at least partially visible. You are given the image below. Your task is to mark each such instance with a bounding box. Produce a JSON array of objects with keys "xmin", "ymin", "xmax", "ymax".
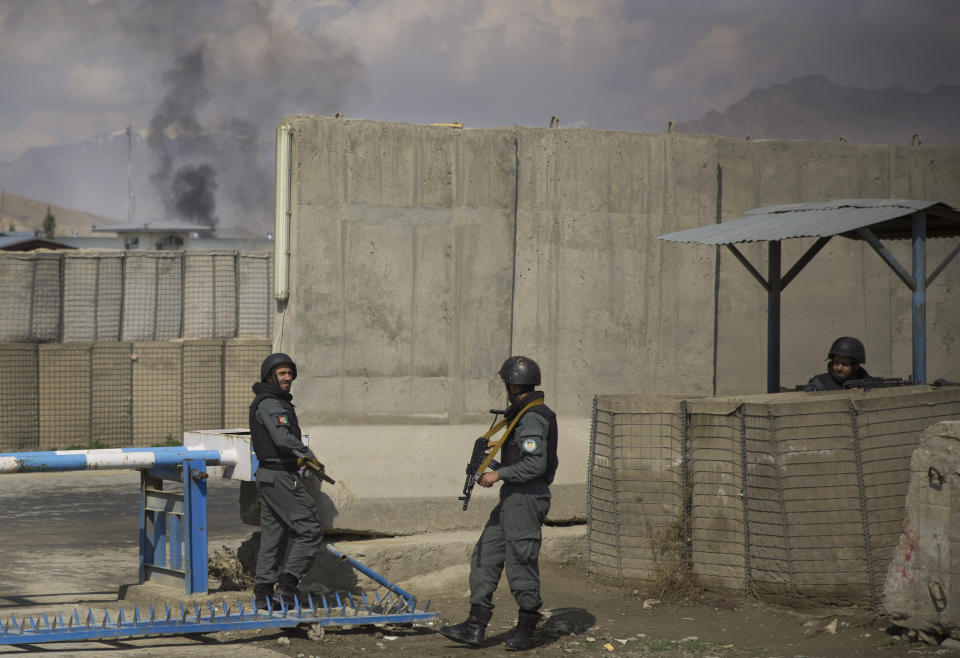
[
  {"xmin": 884, "ymin": 420, "xmax": 960, "ymax": 636},
  {"xmin": 238, "ymin": 418, "xmax": 591, "ymax": 535}
]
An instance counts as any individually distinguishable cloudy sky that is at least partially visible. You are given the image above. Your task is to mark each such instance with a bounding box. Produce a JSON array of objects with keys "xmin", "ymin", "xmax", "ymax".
[{"xmin": 1, "ymin": 0, "xmax": 958, "ymax": 164}]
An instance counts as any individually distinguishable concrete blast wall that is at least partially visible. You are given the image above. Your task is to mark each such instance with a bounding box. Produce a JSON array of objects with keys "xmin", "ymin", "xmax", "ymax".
[{"xmin": 279, "ymin": 117, "xmax": 960, "ymax": 423}]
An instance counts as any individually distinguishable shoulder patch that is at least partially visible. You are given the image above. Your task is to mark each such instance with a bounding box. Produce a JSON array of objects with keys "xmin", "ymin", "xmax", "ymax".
[
  {"xmin": 522, "ymin": 438, "xmax": 538, "ymax": 453},
  {"xmin": 273, "ymin": 414, "xmax": 289, "ymax": 426}
]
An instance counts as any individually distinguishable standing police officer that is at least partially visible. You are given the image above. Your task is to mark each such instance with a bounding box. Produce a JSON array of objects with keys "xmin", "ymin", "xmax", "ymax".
[
  {"xmin": 438, "ymin": 356, "xmax": 558, "ymax": 652},
  {"xmin": 250, "ymin": 352, "xmax": 324, "ymax": 609},
  {"xmin": 803, "ymin": 337, "xmax": 871, "ymax": 391}
]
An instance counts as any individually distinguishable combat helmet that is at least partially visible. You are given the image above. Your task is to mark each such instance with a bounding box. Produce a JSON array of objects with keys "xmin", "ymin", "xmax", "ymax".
[
  {"xmin": 498, "ymin": 356, "xmax": 541, "ymax": 386},
  {"xmin": 260, "ymin": 353, "xmax": 298, "ymax": 382},
  {"xmin": 828, "ymin": 337, "xmax": 866, "ymax": 365}
]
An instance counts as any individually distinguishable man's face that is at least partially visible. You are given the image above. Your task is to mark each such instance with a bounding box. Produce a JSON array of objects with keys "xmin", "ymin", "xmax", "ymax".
[
  {"xmin": 273, "ymin": 365, "xmax": 294, "ymax": 392},
  {"xmin": 830, "ymin": 356, "xmax": 857, "ymax": 382}
]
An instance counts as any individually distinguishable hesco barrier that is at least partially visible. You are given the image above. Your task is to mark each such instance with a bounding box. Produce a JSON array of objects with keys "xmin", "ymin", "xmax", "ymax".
[
  {"xmin": 0, "ymin": 339, "xmax": 271, "ymax": 451},
  {"xmin": 586, "ymin": 386, "xmax": 960, "ymax": 607},
  {"xmin": 0, "ymin": 250, "xmax": 273, "ymax": 342}
]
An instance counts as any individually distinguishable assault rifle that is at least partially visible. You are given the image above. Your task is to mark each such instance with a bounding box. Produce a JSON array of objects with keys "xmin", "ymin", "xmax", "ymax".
[
  {"xmin": 297, "ymin": 454, "xmax": 337, "ymax": 485},
  {"xmin": 843, "ymin": 376, "xmax": 912, "ymax": 392},
  {"xmin": 458, "ymin": 399, "xmax": 544, "ymax": 511}
]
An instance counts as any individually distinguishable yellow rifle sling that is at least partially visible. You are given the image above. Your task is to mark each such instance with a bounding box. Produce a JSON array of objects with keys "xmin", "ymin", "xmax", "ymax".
[{"xmin": 475, "ymin": 398, "xmax": 545, "ymax": 476}]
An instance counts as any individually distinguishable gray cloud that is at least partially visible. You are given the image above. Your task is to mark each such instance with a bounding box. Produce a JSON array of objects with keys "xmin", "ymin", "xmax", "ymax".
[{"xmin": 0, "ymin": 0, "xmax": 957, "ymax": 227}]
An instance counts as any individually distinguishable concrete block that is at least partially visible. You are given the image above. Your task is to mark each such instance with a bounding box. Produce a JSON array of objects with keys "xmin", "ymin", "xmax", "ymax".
[{"xmin": 884, "ymin": 420, "xmax": 960, "ymax": 636}]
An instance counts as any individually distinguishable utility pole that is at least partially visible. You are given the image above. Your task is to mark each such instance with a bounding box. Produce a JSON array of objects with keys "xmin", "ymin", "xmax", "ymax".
[{"xmin": 126, "ymin": 124, "xmax": 136, "ymax": 223}]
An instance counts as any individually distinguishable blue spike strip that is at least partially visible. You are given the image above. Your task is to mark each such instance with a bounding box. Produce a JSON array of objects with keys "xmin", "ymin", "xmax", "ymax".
[{"xmin": 0, "ymin": 598, "xmax": 439, "ymax": 645}]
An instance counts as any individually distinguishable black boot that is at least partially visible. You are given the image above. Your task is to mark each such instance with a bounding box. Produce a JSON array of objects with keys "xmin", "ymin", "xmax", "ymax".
[
  {"xmin": 438, "ymin": 605, "xmax": 493, "ymax": 646},
  {"xmin": 272, "ymin": 572, "xmax": 300, "ymax": 609},
  {"xmin": 505, "ymin": 610, "xmax": 542, "ymax": 651},
  {"xmin": 253, "ymin": 584, "xmax": 274, "ymax": 610}
]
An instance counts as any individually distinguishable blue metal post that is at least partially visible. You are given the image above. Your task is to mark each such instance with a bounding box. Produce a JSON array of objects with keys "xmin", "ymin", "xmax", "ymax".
[
  {"xmin": 767, "ymin": 240, "xmax": 782, "ymax": 393},
  {"xmin": 183, "ymin": 459, "xmax": 208, "ymax": 595},
  {"xmin": 912, "ymin": 213, "xmax": 927, "ymax": 384}
]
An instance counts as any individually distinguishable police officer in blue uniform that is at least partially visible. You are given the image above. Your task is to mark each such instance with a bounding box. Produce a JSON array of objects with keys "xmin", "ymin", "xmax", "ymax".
[
  {"xmin": 439, "ymin": 356, "xmax": 559, "ymax": 651},
  {"xmin": 249, "ymin": 352, "xmax": 324, "ymax": 609}
]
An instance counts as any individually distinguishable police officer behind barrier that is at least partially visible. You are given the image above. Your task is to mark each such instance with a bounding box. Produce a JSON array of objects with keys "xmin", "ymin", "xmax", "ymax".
[
  {"xmin": 438, "ymin": 355, "xmax": 559, "ymax": 652},
  {"xmin": 249, "ymin": 352, "xmax": 324, "ymax": 610},
  {"xmin": 803, "ymin": 337, "xmax": 871, "ymax": 391}
]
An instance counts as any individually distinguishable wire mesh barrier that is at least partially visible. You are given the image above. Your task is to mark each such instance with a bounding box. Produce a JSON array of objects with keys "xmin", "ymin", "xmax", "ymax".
[
  {"xmin": 586, "ymin": 387, "xmax": 960, "ymax": 607},
  {"xmin": 0, "ymin": 251, "xmax": 273, "ymax": 342},
  {"xmin": 0, "ymin": 339, "xmax": 271, "ymax": 451}
]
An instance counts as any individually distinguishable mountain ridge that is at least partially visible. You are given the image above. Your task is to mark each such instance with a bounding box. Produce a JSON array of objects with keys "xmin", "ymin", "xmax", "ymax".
[{"xmin": 674, "ymin": 74, "xmax": 960, "ymax": 146}]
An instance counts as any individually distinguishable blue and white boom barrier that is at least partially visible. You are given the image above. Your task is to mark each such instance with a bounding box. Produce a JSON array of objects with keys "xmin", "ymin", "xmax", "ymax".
[
  {"xmin": 0, "ymin": 446, "xmax": 237, "ymax": 474},
  {"xmin": 0, "ymin": 431, "xmax": 439, "ymax": 645}
]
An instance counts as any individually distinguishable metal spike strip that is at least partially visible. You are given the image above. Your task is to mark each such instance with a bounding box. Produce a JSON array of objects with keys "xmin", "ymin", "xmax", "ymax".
[{"xmin": 0, "ymin": 597, "xmax": 438, "ymax": 645}]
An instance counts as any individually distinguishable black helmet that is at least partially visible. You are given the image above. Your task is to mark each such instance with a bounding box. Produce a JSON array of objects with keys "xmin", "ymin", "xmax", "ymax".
[
  {"xmin": 498, "ymin": 356, "xmax": 541, "ymax": 386},
  {"xmin": 261, "ymin": 353, "xmax": 298, "ymax": 382},
  {"xmin": 828, "ymin": 337, "xmax": 865, "ymax": 365}
]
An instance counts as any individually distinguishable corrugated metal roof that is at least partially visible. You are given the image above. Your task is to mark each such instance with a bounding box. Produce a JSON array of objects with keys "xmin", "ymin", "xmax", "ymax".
[{"xmin": 659, "ymin": 199, "xmax": 960, "ymax": 245}]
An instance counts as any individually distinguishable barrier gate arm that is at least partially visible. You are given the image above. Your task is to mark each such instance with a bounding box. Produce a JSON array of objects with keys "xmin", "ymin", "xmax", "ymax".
[
  {"xmin": 0, "ymin": 446, "xmax": 234, "ymax": 595},
  {"xmin": 0, "ymin": 443, "xmax": 439, "ymax": 645}
]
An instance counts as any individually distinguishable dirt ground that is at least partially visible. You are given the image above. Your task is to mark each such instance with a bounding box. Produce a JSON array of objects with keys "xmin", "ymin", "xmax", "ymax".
[{"xmin": 213, "ymin": 562, "xmax": 947, "ymax": 658}]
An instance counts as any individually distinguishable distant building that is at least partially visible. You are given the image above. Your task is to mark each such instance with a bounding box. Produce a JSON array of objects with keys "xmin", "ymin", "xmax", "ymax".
[
  {"xmin": 91, "ymin": 220, "xmax": 214, "ymax": 251},
  {"xmin": 0, "ymin": 230, "xmax": 76, "ymax": 251}
]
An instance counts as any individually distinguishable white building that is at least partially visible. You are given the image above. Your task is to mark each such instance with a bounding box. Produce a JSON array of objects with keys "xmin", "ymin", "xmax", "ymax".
[{"xmin": 92, "ymin": 220, "xmax": 213, "ymax": 251}]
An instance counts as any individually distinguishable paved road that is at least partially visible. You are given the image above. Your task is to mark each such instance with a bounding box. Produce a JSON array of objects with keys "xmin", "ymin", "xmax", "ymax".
[{"xmin": 0, "ymin": 470, "xmax": 251, "ymax": 606}]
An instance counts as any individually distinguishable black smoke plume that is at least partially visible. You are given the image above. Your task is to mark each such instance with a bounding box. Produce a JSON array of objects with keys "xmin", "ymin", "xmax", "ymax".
[{"xmin": 148, "ymin": 46, "xmax": 219, "ymax": 228}]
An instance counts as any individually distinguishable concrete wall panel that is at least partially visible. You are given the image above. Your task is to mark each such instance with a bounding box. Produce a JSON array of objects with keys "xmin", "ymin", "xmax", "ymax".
[
  {"xmin": 514, "ymin": 130, "xmax": 718, "ymax": 413},
  {"xmin": 282, "ymin": 117, "xmax": 517, "ymax": 423},
  {"xmin": 282, "ymin": 117, "xmax": 960, "ymax": 423}
]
